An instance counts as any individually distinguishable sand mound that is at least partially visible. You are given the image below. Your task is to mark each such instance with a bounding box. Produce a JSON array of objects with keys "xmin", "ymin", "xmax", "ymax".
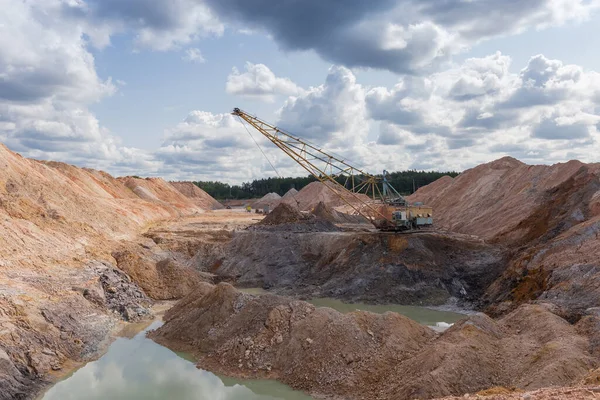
[
  {"xmin": 282, "ymin": 188, "xmax": 299, "ymax": 198},
  {"xmin": 407, "ymin": 157, "xmax": 600, "ymax": 244},
  {"xmin": 0, "ymin": 142, "xmax": 225, "ymax": 398},
  {"xmin": 151, "ymin": 285, "xmax": 597, "ymax": 400},
  {"xmin": 150, "ymin": 283, "xmax": 435, "ymax": 398},
  {"xmin": 119, "ymin": 176, "xmax": 203, "ymax": 212},
  {"xmin": 311, "ymin": 201, "xmax": 368, "ymax": 224},
  {"xmin": 258, "ymin": 203, "xmax": 305, "ymax": 225},
  {"xmin": 282, "ymin": 181, "xmax": 371, "ymax": 211},
  {"xmin": 169, "ymin": 181, "xmax": 224, "ymax": 210},
  {"xmin": 408, "ymin": 157, "xmax": 600, "ymax": 318},
  {"xmin": 252, "ymin": 192, "xmax": 282, "ymax": 210},
  {"xmin": 254, "ymin": 203, "xmax": 340, "ymax": 232},
  {"xmin": 112, "ymin": 248, "xmax": 207, "ymax": 300}
]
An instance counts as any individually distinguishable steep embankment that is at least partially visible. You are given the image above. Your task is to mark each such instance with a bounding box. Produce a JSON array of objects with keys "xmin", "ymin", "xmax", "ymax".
[
  {"xmin": 408, "ymin": 157, "xmax": 600, "ymax": 318},
  {"xmin": 206, "ymin": 229, "xmax": 505, "ymax": 307},
  {"xmin": 0, "ymin": 143, "xmax": 221, "ymax": 399},
  {"xmin": 169, "ymin": 181, "xmax": 224, "ymax": 210},
  {"xmin": 151, "ymin": 283, "xmax": 598, "ymax": 400}
]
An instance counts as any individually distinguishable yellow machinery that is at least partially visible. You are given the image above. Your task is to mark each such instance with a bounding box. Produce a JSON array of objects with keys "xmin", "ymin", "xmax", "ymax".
[{"xmin": 232, "ymin": 108, "xmax": 433, "ymax": 232}]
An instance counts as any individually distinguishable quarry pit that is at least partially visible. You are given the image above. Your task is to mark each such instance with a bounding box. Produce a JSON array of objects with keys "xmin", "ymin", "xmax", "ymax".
[{"xmin": 2, "ymin": 143, "xmax": 600, "ymax": 399}]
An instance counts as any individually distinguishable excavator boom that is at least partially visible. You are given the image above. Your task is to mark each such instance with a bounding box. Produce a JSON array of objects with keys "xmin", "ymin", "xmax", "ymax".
[{"xmin": 232, "ymin": 108, "xmax": 432, "ymax": 231}]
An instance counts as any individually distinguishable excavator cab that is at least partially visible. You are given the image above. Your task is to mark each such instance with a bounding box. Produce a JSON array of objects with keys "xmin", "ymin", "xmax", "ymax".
[{"xmin": 391, "ymin": 210, "xmax": 413, "ymax": 230}]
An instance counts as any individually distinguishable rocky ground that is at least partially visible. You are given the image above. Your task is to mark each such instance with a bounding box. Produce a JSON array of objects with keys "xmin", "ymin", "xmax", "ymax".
[
  {"xmin": 198, "ymin": 229, "xmax": 506, "ymax": 307},
  {"xmin": 149, "ymin": 157, "xmax": 600, "ymax": 399}
]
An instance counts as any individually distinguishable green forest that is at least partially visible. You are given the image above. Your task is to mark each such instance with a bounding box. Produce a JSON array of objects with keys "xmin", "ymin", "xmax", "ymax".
[{"xmin": 194, "ymin": 170, "xmax": 459, "ymax": 200}]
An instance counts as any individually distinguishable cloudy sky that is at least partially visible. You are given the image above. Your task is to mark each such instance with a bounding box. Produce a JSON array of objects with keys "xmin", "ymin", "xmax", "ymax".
[{"xmin": 1, "ymin": 0, "xmax": 600, "ymax": 183}]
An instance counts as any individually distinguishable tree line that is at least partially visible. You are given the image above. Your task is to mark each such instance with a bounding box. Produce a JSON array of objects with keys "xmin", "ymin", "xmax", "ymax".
[{"xmin": 194, "ymin": 170, "xmax": 459, "ymax": 200}]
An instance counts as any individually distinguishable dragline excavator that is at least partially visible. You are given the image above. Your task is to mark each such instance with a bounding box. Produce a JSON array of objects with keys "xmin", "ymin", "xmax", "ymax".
[{"xmin": 232, "ymin": 108, "xmax": 433, "ymax": 232}]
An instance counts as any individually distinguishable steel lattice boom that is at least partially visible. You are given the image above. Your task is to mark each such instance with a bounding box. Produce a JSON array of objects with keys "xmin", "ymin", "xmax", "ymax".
[{"xmin": 232, "ymin": 108, "xmax": 393, "ymax": 227}]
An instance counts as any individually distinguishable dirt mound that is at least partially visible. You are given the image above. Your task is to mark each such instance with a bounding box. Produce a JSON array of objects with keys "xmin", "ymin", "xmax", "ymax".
[
  {"xmin": 408, "ymin": 157, "xmax": 600, "ymax": 318},
  {"xmin": 408, "ymin": 157, "xmax": 600, "ymax": 244},
  {"xmin": 254, "ymin": 203, "xmax": 340, "ymax": 232},
  {"xmin": 201, "ymin": 230, "xmax": 506, "ymax": 306},
  {"xmin": 0, "ymin": 142, "xmax": 226, "ymax": 398},
  {"xmin": 311, "ymin": 201, "xmax": 368, "ymax": 224},
  {"xmin": 112, "ymin": 248, "xmax": 208, "ymax": 300},
  {"xmin": 282, "ymin": 181, "xmax": 371, "ymax": 211},
  {"xmin": 258, "ymin": 202, "xmax": 304, "ymax": 225},
  {"xmin": 150, "ymin": 285, "xmax": 597, "ymax": 400},
  {"xmin": 282, "ymin": 188, "xmax": 299, "ymax": 198},
  {"xmin": 439, "ymin": 386, "xmax": 600, "ymax": 399},
  {"xmin": 119, "ymin": 176, "xmax": 204, "ymax": 213},
  {"xmin": 169, "ymin": 181, "xmax": 224, "ymax": 210},
  {"xmin": 252, "ymin": 192, "xmax": 282, "ymax": 210},
  {"xmin": 149, "ymin": 283, "xmax": 435, "ymax": 399}
]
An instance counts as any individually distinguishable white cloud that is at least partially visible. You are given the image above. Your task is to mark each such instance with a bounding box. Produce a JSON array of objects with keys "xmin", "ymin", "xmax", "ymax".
[
  {"xmin": 64, "ymin": 0, "xmax": 224, "ymax": 51},
  {"xmin": 183, "ymin": 48, "xmax": 206, "ymax": 64},
  {"xmin": 1, "ymin": 0, "xmax": 600, "ymax": 183},
  {"xmin": 365, "ymin": 53, "xmax": 600, "ymax": 169},
  {"xmin": 226, "ymin": 63, "xmax": 303, "ymax": 102},
  {"xmin": 203, "ymin": 0, "xmax": 600, "ymax": 74},
  {"xmin": 0, "ymin": 0, "xmax": 126, "ymax": 167},
  {"xmin": 278, "ymin": 66, "xmax": 368, "ymax": 146}
]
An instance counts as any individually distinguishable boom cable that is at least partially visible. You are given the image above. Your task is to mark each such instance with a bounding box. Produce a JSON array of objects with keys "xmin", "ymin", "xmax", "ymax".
[
  {"xmin": 237, "ymin": 115, "xmax": 281, "ymax": 178},
  {"xmin": 237, "ymin": 116, "xmax": 302, "ymax": 208}
]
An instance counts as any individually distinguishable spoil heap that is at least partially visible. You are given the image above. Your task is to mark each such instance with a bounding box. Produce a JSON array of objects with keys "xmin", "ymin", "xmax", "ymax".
[
  {"xmin": 282, "ymin": 188, "xmax": 299, "ymax": 199},
  {"xmin": 169, "ymin": 181, "xmax": 224, "ymax": 210},
  {"xmin": 253, "ymin": 203, "xmax": 340, "ymax": 232},
  {"xmin": 0, "ymin": 143, "xmax": 215, "ymax": 398},
  {"xmin": 407, "ymin": 157, "xmax": 600, "ymax": 244},
  {"xmin": 311, "ymin": 201, "xmax": 368, "ymax": 224},
  {"xmin": 281, "ymin": 181, "xmax": 371, "ymax": 211},
  {"xmin": 151, "ymin": 284, "xmax": 598, "ymax": 400},
  {"xmin": 119, "ymin": 176, "xmax": 204, "ymax": 212},
  {"xmin": 258, "ymin": 202, "xmax": 305, "ymax": 225},
  {"xmin": 112, "ymin": 248, "xmax": 207, "ymax": 300},
  {"xmin": 408, "ymin": 157, "xmax": 600, "ymax": 318},
  {"xmin": 251, "ymin": 192, "xmax": 282, "ymax": 210}
]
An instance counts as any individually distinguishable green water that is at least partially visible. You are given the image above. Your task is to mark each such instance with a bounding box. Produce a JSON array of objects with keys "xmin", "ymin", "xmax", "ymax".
[
  {"xmin": 40, "ymin": 321, "xmax": 313, "ymax": 400},
  {"xmin": 41, "ymin": 292, "xmax": 465, "ymax": 400},
  {"xmin": 308, "ymin": 298, "xmax": 464, "ymax": 328},
  {"xmin": 239, "ymin": 288, "xmax": 465, "ymax": 330}
]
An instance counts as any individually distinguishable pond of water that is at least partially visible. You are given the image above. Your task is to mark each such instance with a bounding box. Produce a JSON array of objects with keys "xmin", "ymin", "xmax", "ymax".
[
  {"xmin": 240, "ymin": 288, "xmax": 466, "ymax": 330},
  {"xmin": 40, "ymin": 321, "xmax": 313, "ymax": 400},
  {"xmin": 40, "ymin": 291, "xmax": 465, "ymax": 399}
]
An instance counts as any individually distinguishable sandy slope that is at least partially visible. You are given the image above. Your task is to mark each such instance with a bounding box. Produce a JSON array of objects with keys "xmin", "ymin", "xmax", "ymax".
[
  {"xmin": 408, "ymin": 157, "xmax": 600, "ymax": 318},
  {"xmin": 0, "ymin": 143, "xmax": 223, "ymax": 398}
]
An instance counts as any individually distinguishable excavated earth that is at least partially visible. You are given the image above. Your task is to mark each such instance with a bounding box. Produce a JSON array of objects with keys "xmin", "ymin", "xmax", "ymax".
[
  {"xmin": 3, "ymin": 142, "xmax": 600, "ymax": 400},
  {"xmin": 150, "ymin": 283, "xmax": 600, "ymax": 400},
  {"xmin": 151, "ymin": 157, "xmax": 600, "ymax": 399},
  {"xmin": 0, "ymin": 143, "xmax": 244, "ymax": 399}
]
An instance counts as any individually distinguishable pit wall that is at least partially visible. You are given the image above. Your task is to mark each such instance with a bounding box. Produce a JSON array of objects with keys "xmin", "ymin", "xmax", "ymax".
[{"xmin": 201, "ymin": 230, "xmax": 507, "ymax": 308}]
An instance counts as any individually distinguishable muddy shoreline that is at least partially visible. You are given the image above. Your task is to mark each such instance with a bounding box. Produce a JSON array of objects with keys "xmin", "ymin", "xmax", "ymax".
[
  {"xmin": 32, "ymin": 302, "xmax": 174, "ymax": 400},
  {"xmin": 149, "ymin": 283, "xmax": 600, "ymax": 400}
]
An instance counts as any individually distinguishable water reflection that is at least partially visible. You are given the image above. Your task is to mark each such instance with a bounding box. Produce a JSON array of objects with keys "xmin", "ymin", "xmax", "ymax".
[
  {"xmin": 41, "ymin": 321, "xmax": 312, "ymax": 400},
  {"xmin": 307, "ymin": 297, "xmax": 465, "ymax": 327},
  {"xmin": 237, "ymin": 288, "xmax": 465, "ymax": 329}
]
